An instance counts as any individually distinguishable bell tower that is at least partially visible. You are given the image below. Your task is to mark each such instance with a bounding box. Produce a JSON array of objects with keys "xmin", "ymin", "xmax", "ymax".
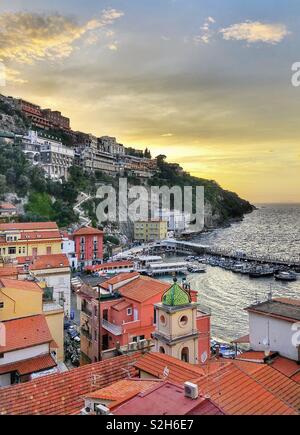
[{"xmin": 153, "ymin": 278, "xmax": 200, "ymax": 364}]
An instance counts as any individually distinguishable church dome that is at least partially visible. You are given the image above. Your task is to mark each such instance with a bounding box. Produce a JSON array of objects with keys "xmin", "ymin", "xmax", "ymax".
[{"xmin": 162, "ymin": 279, "xmax": 191, "ymax": 307}]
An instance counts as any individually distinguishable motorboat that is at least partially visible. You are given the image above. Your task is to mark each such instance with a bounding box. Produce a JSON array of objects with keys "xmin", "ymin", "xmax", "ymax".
[
  {"xmin": 249, "ymin": 266, "xmax": 274, "ymax": 278},
  {"xmin": 274, "ymin": 271, "xmax": 297, "ymax": 282}
]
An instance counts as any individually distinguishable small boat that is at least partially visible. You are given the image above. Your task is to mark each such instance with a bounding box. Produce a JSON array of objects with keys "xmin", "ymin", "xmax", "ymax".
[
  {"xmin": 188, "ymin": 265, "xmax": 206, "ymax": 274},
  {"xmin": 274, "ymin": 271, "xmax": 297, "ymax": 282},
  {"xmin": 249, "ymin": 266, "xmax": 274, "ymax": 278}
]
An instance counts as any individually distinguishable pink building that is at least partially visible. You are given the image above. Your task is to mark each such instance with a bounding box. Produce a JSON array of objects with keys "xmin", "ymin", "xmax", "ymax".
[{"xmin": 73, "ymin": 226, "xmax": 104, "ymax": 269}]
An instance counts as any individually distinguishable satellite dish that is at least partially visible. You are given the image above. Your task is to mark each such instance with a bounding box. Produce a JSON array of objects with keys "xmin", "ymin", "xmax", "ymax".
[{"xmin": 201, "ymin": 351, "xmax": 208, "ymax": 364}]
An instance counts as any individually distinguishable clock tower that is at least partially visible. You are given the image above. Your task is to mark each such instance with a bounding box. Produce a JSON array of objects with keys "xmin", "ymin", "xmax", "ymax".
[{"xmin": 153, "ymin": 278, "xmax": 200, "ymax": 364}]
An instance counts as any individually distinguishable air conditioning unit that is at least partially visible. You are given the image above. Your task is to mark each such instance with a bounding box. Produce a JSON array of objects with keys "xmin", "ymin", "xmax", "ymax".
[
  {"xmin": 95, "ymin": 404, "xmax": 111, "ymax": 415},
  {"xmin": 80, "ymin": 407, "xmax": 92, "ymax": 415},
  {"xmin": 128, "ymin": 342, "xmax": 138, "ymax": 351},
  {"xmin": 138, "ymin": 339, "xmax": 148, "ymax": 350},
  {"xmin": 184, "ymin": 382, "xmax": 199, "ymax": 400}
]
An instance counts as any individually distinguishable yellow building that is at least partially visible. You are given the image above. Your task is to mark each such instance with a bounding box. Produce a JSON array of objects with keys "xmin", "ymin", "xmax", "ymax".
[
  {"xmin": 0, "ymin": 277, "xmax": 64, "ymax": 362},
  {"xmin": 0, "ymin": 222, "xmax": 63, "ymax": 263},
  {"xmin": 134, "ymin": 220, "xmax": 168, "ymax": 242}
]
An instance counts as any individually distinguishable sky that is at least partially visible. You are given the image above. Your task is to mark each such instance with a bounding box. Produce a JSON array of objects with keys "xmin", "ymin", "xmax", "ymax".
[{"xmin": 0, "ymin": 0, "xmax": 299, "ymax": 203}]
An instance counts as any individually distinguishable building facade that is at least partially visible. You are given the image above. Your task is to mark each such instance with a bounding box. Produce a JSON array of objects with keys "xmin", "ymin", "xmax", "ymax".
[
  {"xmin": 0, "ymin": 222, "xmax": 63, "ymax": 264},
  {"xmin": 73, "ymin": 226, "xmax": 104, "ymax": 268},
  {"xmin": 134, "ymin": 220, "xmax": 168, "ymax": 242}
]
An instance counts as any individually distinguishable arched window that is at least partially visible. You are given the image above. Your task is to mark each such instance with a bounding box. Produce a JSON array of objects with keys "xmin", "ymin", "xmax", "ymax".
[
  {"xmin": 181, "ymin": 347, "xmax": 189, "ymax": 363},
  {"xmin": 159, "ymin": 346, "xmax": 165, "ymax": 354}
]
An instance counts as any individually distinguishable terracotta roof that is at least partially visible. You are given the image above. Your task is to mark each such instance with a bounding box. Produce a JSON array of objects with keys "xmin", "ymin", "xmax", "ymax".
[
  {"xmin": 270, "ymin": 356, "xmax": 300, "ymax": 378},
  {"xmin": 274, "ymin": 298, "xmax": 300, "ymax": 307},
  {"xmin": 29, "ymin": 254, "xmax": 70, "ymax": 270},
  {"xmin": 0, "ymin": 278, "xmax": 42, "ymax": 293},
  {"xmin": 100, "ymin": 272, "xmax": 139, "ymax": 290},
  {"xmin": 112, "ymin": 300, "xmax": 132, "ymax": 312},
  {"xmin": 291, "ymin": 372, "xmax": 300, "ymax": 384},
  {"xmin": 0, "ymin": 354, "xmax": 56, "ymax": 376},
  {"xmin": 0, "ymin": 203, "xmax": 16, "ymax": 210},
  {"xmin": 113, "ymin": 381, "xmax": 225, "ymax": 416},
  {"xmin": 134, "ymin": 352, "xmax": 205, "ymax": 383},
  {"xmin": 0, "ymin": 315, "xmax": 53, "ymax": 353},
  {"xmin": 236, "ymin": 351, "xmax": 277, "ymax": 363},
  {"xmin": 195, "ymin": 363, "xmax": 298, "ymax": 415},
  {"xmin": 73, "ymin": 226, "xmax": 103, "ymax": 236},
  {"xmin": 119, "ymin": 276, "xmax": 170, "ymax": 303},
  {"xmin": 0, "ymin": 222, "xmax": 58, "ymax": 231},
  {"xmin": 86, "ymin": 379, "xmax": 158, "ymax": 408},
  {"xmin": 246, "ymin": 299, "xmax": 300, "ymax": 323},
  {"xmin": 0, "ymin": 267, "xmax": 18, "ymax": 278},
  {"xmin": 86, "ymin": 261, "xmax": 134, "ymax": 272},
  {"xmin": 0, "ymin": 353, "xmax": 142, "ymax": 415},
  {"xmin": 18, "ymin": 230, "xmax": 62, "ymax": 241}
]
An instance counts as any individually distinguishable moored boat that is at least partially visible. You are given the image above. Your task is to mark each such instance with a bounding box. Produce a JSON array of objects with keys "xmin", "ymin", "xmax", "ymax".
[{"xmin": 274, "ymin": 271, "xmax": 297, "ymax": 282}]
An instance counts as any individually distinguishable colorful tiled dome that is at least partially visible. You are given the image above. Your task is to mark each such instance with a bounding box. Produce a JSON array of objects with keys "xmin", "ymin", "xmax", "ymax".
[{"xmin": 162, "ymin": 279, "xmax": 191, "ymax": 306}]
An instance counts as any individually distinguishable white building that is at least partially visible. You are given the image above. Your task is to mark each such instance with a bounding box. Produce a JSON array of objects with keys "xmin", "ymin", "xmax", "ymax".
[
  {"xmin": 29, "ymin": 254, "xmax": 72, "ymax": 318},
  {"xmin": 21, "ymin": 130, "xmax": 74, "ymax": 179},
  {"xmin": 246, "ymin": 298, "xmax": 300, "ymax": 362},
  {"xmin": 61, "ymin": 235, "xmax": 78, "ymax": 269},
  {"xmin": 0, "ymin": 315, "xmax": 57, "ymax": 387},
  {"xmin": 153, "ymin": 209, "xmax": 191, "ymax": 235}
]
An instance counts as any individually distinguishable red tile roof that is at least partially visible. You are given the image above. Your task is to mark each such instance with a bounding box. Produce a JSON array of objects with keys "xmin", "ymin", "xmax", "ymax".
[
  {"xmin": 236, "ymin": 351, "xmax": 277, "ymax": 363},
  {"xmin": 18, "ymin": 230, "xmax": 62, "ymax": 241},
  {"xmin": 86, "ymin": 261, "xmax": 134, "ymax": 272},
  {"xmin": 0, "ymin": 353, "xmax": 142, "ymax": 415},
  {"xmin": 118, "ymin": 276, "xmax": 170, "ymax": 303},
  {"xmin": 274, "ymin": 298, "xmax": 300, "ymax": 307},
  {"xmin": 113, "ymin": 381, "xmax": 225, "ymax": 416},
  {"xmin": 195, "ymin": 363, "xmax": 298, "ymax": 415},
  {"xmin": 0, "ymin": 277, "xmax": 42, "ymax": 293},
  {"xmin": 0, "ymin": 315, "xmax": 53, "ymax": 353},
  {"xmin": 292, "ymin": 372, "xmax": 300, "ymax": 384},
  {"xmin": 112, "ymin": 300, "xmax": 132, "ymax": 312},
  {"xmin": 0, "ymin": 267, "xmax": 18, "ymax": 278},
  {"xmin": 0, "ymin": 203, "xmax": 16, "ymax": 210},
  {"xmin": 0, "ymin": 354, "xmax": 56, "ymax": 376},
  {"xmin": 100, "ymin": 272, "xmax": 139, "ymax": 290},
  {"xmin": 73, "ymin": 226, "xmax": 103, "ymax": 236},
  {"xmin": 86, "ymin": 379, "xmax": 158, "ymax": 408},
  {"xmin": 0, "ymin": 222, "xmax": 58, "ymax": 231},
  {"xmin": 134, "ymin": 352, "xmax": 205, "ymax": 383},
  {"xmin": 270, "ymin": 356, "xmax": 300, "ymax": 378},
  {"xmin": 29, "ymin": 254, "xmax": 70, "ymax": 270}
]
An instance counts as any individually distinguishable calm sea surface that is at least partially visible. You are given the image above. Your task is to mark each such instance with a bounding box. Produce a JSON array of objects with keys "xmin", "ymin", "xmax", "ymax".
[{"xmin": 162, "ymin": 204, "xmax": 300, "ymax": 342}]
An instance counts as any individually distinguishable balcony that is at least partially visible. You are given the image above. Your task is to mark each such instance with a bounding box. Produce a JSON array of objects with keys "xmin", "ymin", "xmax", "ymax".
[
  {"xmin": 102, "ymin": 319, "xmax": 122, "ymax": 336},
  {"xmin": 82, "ymin": 305, "xmax": 92, "ymax": 317},
  {"xmin": 81, "ymin": 327, "xmax": 92, "ymax": 341}
]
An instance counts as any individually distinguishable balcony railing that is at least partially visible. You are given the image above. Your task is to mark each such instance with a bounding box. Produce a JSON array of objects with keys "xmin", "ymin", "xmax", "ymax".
[{"xmin": 102, "ymin": 319, "xmax": 122, "ymax": 336}]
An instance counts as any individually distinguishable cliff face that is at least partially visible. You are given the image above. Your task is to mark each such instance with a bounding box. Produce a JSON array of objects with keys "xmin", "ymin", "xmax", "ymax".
[{"xmin": 0, "ymin": 95, "xmax": 29, "ymax": 134}]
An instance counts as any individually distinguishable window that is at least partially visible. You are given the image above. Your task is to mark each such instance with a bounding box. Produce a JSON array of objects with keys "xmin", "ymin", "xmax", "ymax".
[
  {"xmin": 160, "ymin": 314, "xmax": 166, "ymax": 326},
  {"xmin": 179, "ymin": 315, "xmax": 188, "ymax": 327},
  {"xmin": 8, "ymin": 247, "xmax": 16, "ymax": 255},
  {"xmin": 127, "ymin": 308, "xmax": 133, "ymax": 316},
  {"xmin": 181, "ymin": 347, "xmax": 189, "ymax": 363},
  {"xmin": 159, "ymin": 346, "xmax": 165, "ymax": 354},
  {"xmin": 0, "ymin": 302, "xmax": 4, "ymax": 309}
]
